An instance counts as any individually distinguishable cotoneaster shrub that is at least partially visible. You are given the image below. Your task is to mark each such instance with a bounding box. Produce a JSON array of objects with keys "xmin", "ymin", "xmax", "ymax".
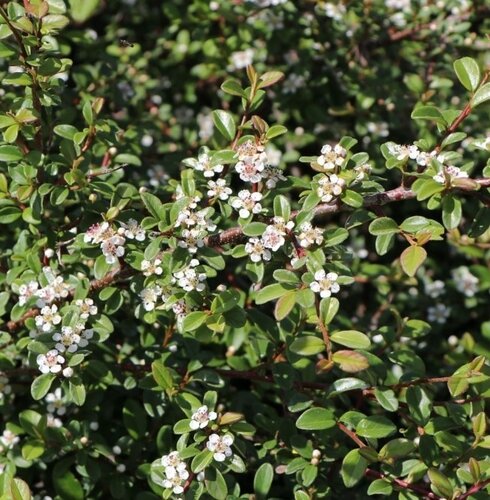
[{"xmin": 0, "ymin": 1, "xmax": 490, "ymax": 499}]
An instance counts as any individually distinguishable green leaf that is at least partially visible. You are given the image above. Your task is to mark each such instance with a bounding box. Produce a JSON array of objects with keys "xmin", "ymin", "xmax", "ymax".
[
  {"xmin": 141, "ymin": 192, "xmax": 163, "ymax": 220},
  {"xmin": 442, "ymin": 195, "xmax": 462, "ymax": 230},
  {"xmin": 0, "ymin": 205, "xmax": 22, "ymax": 224},
  {"xmin": 123, "ymin": 399, "xmax": 147, "ymax": 439},
  {"xmin": 53, "ymin": 124, "xmax": 78, "ymax": 140},
  {"xmin": 367, "ymin": 479, "xmax": 392, "ymax": 496},
  {"xmin": 428, "ymin": 468, "xmax": 454, "ymax": 498},
  {"xmin": 373, "ymin": 388, "xmax": 399, "ymax": 412},
  {"xmin": 152, "ymin": 360, "xmax": 173, "ymax": 390},
  {"xmin": 212, "ymin": 110, "xmax": 236, "ymax": 141},
  {"xmin": 3, "ymin": 124, "xmax": 19, "ymax": 143},
  {"xmin": 332, "ymin": 350, "xmax": 369, "ymax": 373},
  {"xmin": 255, "ymin": 283, "xmax": 294, "ymax": 304},
  {"xmin": 68, "ymin": 0, "xmax": 100, "ymax": 23},
  {"xmin": 453, "ymin": 57, "xmax": 481, "ymax": 92},
  {"xmin": 22, "ymin": 439, "xmax": 45, "ymax": 460},
  {"xmin": 273, "ymin": 194, "xmax": 291, "ymax": 220},
  {"xmin": 341, "ymin": 449, "xmax": 368, "ymax": 487},
  {"xmin": 220, "ymin": 79, "xmax": 244, "ymax": 97},
  {"xmin": 191, "ymin": 449, "xmax": 214, "ymax": 473},
  {"xmin": 379, "ymin": 438, "xmax": 416, "ymax": 459},
  {"xmin": 400, "ymin": 246, "xmax": 427, "ymax": 277},
  {"xmin": 31, "ymin": 373, "xmax": 56, "ymax": 400},
  {"xmin": 342, "ymin": 189, "xmax": 363, "ymax": 208},
  {"xmin": 53, "ymin": 461, "xmax": 84, "ymax": 500},
  {"xmin": 205, "ymin": 467, "xmax": 228, "ymax": 500},
  {"xmin": 0, "ymin": 145, "xmax": 22, "ymax": 162},
  {"xmin": 182, "ymin": 311, "xmax": 208, "ymax": 331},
  {"xmin": 331, "ymin": 330, "xmax": 371, "ymax": 349},
  {"xmin": 411, "ymin": 105, "xmax": 446, "ymax": 125},
  {"xmin": 472, "ymin": 83, "xmax": 490, "ymax": 108},
  {"xmin": 274, "ymin": 290, "xmax": 296, "ymax": 320},
  {"xmin": 266, "ymin": 124, "xmax": 287, "ymax": 139},
  {"xmin": 290, "ymin": 336, "xmax": 325, "ymax": 356},
  {"xmin": 319, "ymin": 297, "xmax": 339, "ymax": 325},
  {"xmin": 296, "ymin": 407, "xmax": 336, "ymax": 430},
  {"xmin": 369, "ymin": 217, "xmax": 399, "ymax": 236},
  {"xmin": 406, "ymin": 386, "xmax": 432, "ymax": 425},
  {"xmin": 356, "ymin": 416, "xmax": 397, "ymax": 438},
  {"xmin": 254, "ymin": 463, "xmax": 274, "ymax": 499},
  {"xmin": 68, "ymin": 379, "xmax": 86, "ymax": 406},
  {"xmin": 375, "ymin": 233, "xmax": 395, "ymax": 255},
  {"xmin": 411, "ymin": 178, "xmax": 445, "ymax": 201},
  {"xmin": 8, "ymin": 478, "xmax": 32, "ymax": 500},
  {"xmin": 258, "ymin": 71, "xmax": 284, "ymax": 88}
]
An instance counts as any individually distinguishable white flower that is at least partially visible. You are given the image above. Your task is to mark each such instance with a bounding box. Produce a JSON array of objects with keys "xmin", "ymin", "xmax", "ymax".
[
  {"xmin": 62, "ymin": 366, "xmax": 74, "ymax": 378},
  {"xmin": 235, "ymin": 158, "xmax": 266, "ymax": 184},
  {"xmin": 173, "ymin": 260, "xmax": 206, "ymax": 292},
  {"xmin": 178, "ymin": 228, "xmax": 205, "ymax": 254},
  {"xmin": 140, "ymin": 285, "xmax": 163, "ymax": 311},
  {"xmin": 18, "ymin": 280, "xmax": 39, "ymax": 306},
  {"xmin": 231, "ymin": 190, "xmax": 263, "ymax": 219},
  {"xmin": 310, "ymin": 270, "xmax": 340, "ymax": 298},
  {"xmin": 207, "ymin": 179, "xmax": 232, "ymax": 200},
  {"xmin": 37, "ymin": 349, "xmax": 65, "ymax": 374},
  {"xmin": 452, "ymin": 266, "xmax": 479, "ymax": 297},
  {"xmin": 324, "ymin": 2, "xmax": 346, "ymax": 20},
  {"xmin": 433, "ymin": 165, "xmax": 469, "ymax": 184},
  {"xmin": 46, "ymin": 414, "xmax": 63, "ymax": 428},
  {"xmin": 283, "ymin": 73, "xmax": 306, "ymax": 94},
  {"xmin": 100, "ymin": 234, "xmax": 126, "ymax": 264},
  {"xmin": 427, "ymin": 304, "xmax": 451, "ymax": 324},
  {"xmin": 353, "ymin": 163, "xmax": 371, "ymax": 182},
  {"xmin": 35, "ymin": 304, "xmax": 62, "ymax": 333},
  {"xmin": 230, "ymin": 48, "xmax": 254, "ymax": 70},
  {"xmin": 315, "ymin": 143, "xmax": 346, "ymax": 171},
  {"xmin": 271, "ymin": 216, "xmax": 294, "ymax": 235},
  {"xmin": 424, "ymin": 280, "xmax": 445, "ymax": 298},
  {"xmin": 387, "ymin": 143, "xmax": 419, "ymax": 161},
  {"xmin": 245, "ymin": 237, "xmax": 272, "ymax": 262},
  {"xmin": 141, "ymin": 258, "xmax": 163, "ymax": 277},
  {"xmin": 46, "ymin": 388, "xmax": 66, "ymax": 416},
  {"xmin": 194, "ymin": 153, "xmax": 224, "ymax": 178},
  {"xmin": 297, "ymin": 222, "xmax": 324, "ymax": 248},
  {"xmin": 317, "ymin": 174, "xmax": 345, "ymax": 202},
  {"xmin": 75, "ymin": 298, "xmax": 98, "ymax": 319},
  {"xmin": 53, "ymin": 326, "xmax": 82, "ymax": 353},
  {"xmin": 190, "ymin": 405, "xmax": 218, "ymax": 430},
  {"xmin": 206, "ymin": 433, "xmax": 234, "ymax": 462},
  {"xmin": 262, "ymin": 165, "xmax": 286, "ymax": 189},
  {"xmin": 119, "ymin": 218, "xmax": 145, "ymax": 241},
  {"xmin": 262, "ymin": 226, "xmax": 286, "ymax": 252},
  {"xmin": 0, "ymin": 429, "xmax": 19, "ymax": 449}
]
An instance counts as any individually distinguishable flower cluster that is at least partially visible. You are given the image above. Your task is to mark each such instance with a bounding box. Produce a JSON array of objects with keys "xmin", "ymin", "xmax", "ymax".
[
  {"xmin": 119, "ymin": 218, "xmax": 146, "ymax": 241},
  {"xmin": 84, "ymin": 222, "xmax": 126, "ymax": 264},
  {"xmin": 235, "ymin": 140, "xmax": 268, "ymax": 183},
  {"xmin": 159, "ymin": 451, "xmax": 189, "ymax": 495},
  {"xmin": 18, "ymin": 267, "xmax": 72, "ymax": 308},
  {"xmin": 52, "ymin": 325, "xmax": 92, "ymax": 353},
  {"xmin": 245, "ymin": 216, "xmax": 294, "ymax": 262},
  {"xmin": 207, "ymin": 178, "xmax": 232, "ymax": 200},
  {"xmin": 0, "ymin": 373, "xmax": 11, "ymax": 402},
  {"xmin": 428, "ymin": 304, "xmax": 451, "ymax": 324}
]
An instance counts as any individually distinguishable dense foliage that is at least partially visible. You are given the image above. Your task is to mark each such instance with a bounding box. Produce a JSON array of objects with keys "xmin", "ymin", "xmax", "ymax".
[{"xmin": 0, "ymin": 0, "xmax": 490, "ymax": 499}]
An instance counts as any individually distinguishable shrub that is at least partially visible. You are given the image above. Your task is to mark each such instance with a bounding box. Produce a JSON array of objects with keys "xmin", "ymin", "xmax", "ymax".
[{"xmin": 0, "ymin": 1, "xmax": 489, "ymax": 499}]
